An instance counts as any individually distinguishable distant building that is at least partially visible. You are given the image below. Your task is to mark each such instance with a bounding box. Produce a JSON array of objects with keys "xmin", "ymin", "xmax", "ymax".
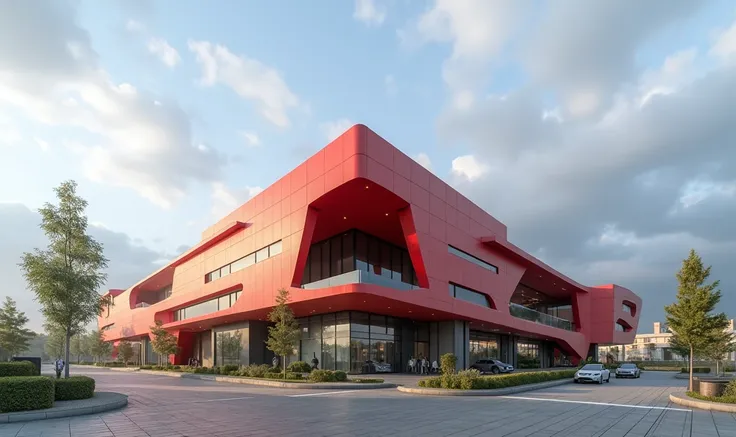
[{"xmin": 599, "ymin": 320, "xmax": 736, "ymax": 362}]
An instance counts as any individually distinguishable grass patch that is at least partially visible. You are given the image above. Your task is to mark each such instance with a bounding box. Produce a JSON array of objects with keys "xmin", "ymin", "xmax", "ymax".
[{"xmin": 349, "ymin": 378, "xmax": 385, "ymax": 383}]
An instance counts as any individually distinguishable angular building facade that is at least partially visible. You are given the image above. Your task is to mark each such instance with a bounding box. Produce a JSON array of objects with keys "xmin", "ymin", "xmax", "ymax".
[{"xmin": 99, "ymin": 125, "xmax": 641, "ymax": 372}]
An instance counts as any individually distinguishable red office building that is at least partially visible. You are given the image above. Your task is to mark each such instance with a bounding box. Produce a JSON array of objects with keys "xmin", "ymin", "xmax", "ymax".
[{"xmin": 100, "ymin": 125, "xmax": 641, "ymax": 372}]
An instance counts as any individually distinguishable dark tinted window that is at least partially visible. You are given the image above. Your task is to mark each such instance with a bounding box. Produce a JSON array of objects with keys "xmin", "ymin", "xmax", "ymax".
[{"xmin": 581, "ymin": 364, "xmax": 603, "ymax": 370}]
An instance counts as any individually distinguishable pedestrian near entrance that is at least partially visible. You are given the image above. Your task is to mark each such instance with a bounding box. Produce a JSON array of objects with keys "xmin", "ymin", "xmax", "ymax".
[{"xmin": 54, "ymin": 358, "xmax": 65, "ymax": 379}]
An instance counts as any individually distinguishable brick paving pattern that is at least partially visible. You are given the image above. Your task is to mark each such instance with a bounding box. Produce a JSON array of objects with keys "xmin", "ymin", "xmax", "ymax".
[{"xmin": 1, "ymin": 367, "xmax": 735, "ymax": 436}]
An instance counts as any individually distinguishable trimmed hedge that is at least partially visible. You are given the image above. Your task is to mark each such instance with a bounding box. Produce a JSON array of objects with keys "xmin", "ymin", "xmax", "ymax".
[
  {"xmin": 0, "ymin": 376, "xmax": 55, "ymax": 412},
  {"xmin": 682, "ymin": 367, "xmax": 711, "ymax": 374},
  {"xmin": 0, "ymin": 361, "xmax": 36, "ymax": 377},
  {"xmin": 55, "ymin": 376, "xmax": 95, "ymax": 401},
  {"xmin": 418, "ymin": 369, "xmax": 577, "ymax": 390},
  {"xmin": 309, "ymin": 369, "xmax": 348, "ymax": 382},
  {"xmin": 287, "ymin": 361, "xmax": 313, "ymax": 373}
]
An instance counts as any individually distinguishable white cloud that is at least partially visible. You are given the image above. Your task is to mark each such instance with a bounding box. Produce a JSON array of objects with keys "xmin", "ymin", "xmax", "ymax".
[
  {"xmin": 0, "ymin": 3, "xmax": 225, "ymax": 209},
  {"xmin": 320, "ymin": 118, "xmax": 355, "ymax": 142},
  {"xmin": 188, "ymin": 40, "xmax": 300, "ymax": 128},
  {"xmin": 354, "ymin": 0, "xmax": 386, "ymax": 26},
  {"xmin": 239, "ymin": 130, "xmax": 260, "ymax": 147},
  {"xmin": 677, "ymin": 179, "xmax": 736, "ymax": 209},
  {"xmin": 147, "ymin": 38, "xmax": 180, "ymax": 68},
  {"xmin": 414, "ymin": 153, "xmax": 432, "ymax": 171},
  {"xmin": 211, "ymin": 182, "xmax": 263, "ymax": 219},
  {"xmin": 710, "ymin": 19, "xmax": 736, "ymax": 61},
  {"xmin": 451, "ymin": 154, "xmax": 488, "ymax": 181}
]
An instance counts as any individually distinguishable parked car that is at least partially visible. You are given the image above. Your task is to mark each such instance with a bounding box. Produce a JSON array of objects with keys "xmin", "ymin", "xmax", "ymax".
[
  {"xmin": 615, "ymin": 363, "xmax": 641, "ymax": 378},
  {"xmin": 574, "ymin": 363, "xmax": 610, "ymax": 384},
  {"xmin": 469, "ymin": 359, "xmax": 514, "ymax": 374}
]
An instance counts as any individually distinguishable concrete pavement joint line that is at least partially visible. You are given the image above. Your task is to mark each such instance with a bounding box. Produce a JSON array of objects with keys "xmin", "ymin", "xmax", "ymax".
[
  {"xmin": 500, "ymin": 395, "xmax": 692, "ymax": 412},
  {"xmin": 192, "ymin": 396, "xmax": 254, "ymax": 403},
  {"xmin": 288, "ymin": 390, "xmax": 362, "ymax": 397}
]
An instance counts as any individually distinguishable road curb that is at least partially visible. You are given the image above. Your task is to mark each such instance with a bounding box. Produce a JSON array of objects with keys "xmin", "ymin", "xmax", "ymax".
[
  {"xmin": 0, "ymin": 392, "xmax": 128, "ymax": 423},
  {"xmin": 669, "ymin": 392, "xmax": 736, "ymax": 412},
  {"xmin": 396, "ymin": 378, "xmax": 572, "ymax": 396}
]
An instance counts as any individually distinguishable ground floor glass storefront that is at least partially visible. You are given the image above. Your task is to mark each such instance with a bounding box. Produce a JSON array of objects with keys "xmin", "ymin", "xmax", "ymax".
[{"xmin": 297, "ymin": 312, "xmax": 403, "ymax": 373}]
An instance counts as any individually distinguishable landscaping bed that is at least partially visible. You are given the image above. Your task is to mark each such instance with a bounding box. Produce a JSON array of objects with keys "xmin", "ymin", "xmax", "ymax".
[
  {"xmin": 418, "ymin": 369, "xmax": 576, "ymax": 390},
  {"xmin": 134, "ymin": 362, "xmax": 385, "ymax": 385},
  {"xmin": 0, "ymin": 361, "xmax": 97, "ymax": 413}
]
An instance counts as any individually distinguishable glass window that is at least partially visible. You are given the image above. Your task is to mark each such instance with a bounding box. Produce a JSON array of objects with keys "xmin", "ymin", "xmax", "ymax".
[
  {"xmin": 218, "ymin": 295, "xmax": 230, "ymax": 311},
  {"xmin": 256, "ymin": 247, "xmax": 269, "ymax": 263},
  {"xmin": 244, "ymin": 253, "xmax": 256, "ymax": 268},
  {"xmin": 448, "ymin": 245, "xmax": 499, "ymax": 273},
  {"xmin": 330, "ymin": 236, "xmax": 342, "ymax": 277},
  {"xmin": 355, "ymin": 232, "xmax": 368, "ymax": 272},
  {"xmin": 269, "ymin": 240, "xmax": 282, "ymax": 256},
  {"xmin": 402, "ymin": 251, "xmax": 413, "ymax": 285},
  {"xmin": 231, "ymin": 256, "xmax": 248, "ymax": 273},
  {"xmin": 368, "ymin": 236, "xmax": 380, "ymax": 275},
  {"xmin": 215, "ymin": 329, "xmax": 246, "ymax": 366},
  {"xmin": 322, "ymin": 313, "xmax": 336, "ymax": 338},
  {"xmin": 320, "ymin": 240, "xmax": 331, "ymax": 279},
  {"xmin": 186, "ymin": 299, "xmax": 218, "ymax": 319},
  {"xmin": 380, "ymin": 242, "xmax": 392, "ymax": 278},
  {"xmin": 210, "ymin": 269, "xmax": 221, "ymax": 281},
  {"xmin": 450, "ymin": 283, "xmax": 492, "ymax": 308},
  {"xmin": 351, "ymin": 312, "xmax": 370, "ymax": 334},
  {"xmin": 335, "ymin": 312, "xmax": 350, "ymax": 336},
  {"xmin": 309, "ymin": 244, "xmax": 321, "ymax": 283},
  {"xmin": 350, "ymin": 338, "xmax": 369, "ymax": 373},
  {"xmin": 341, "ymin": 232, "xmax": 354, "ymax": 273},
  {"xmin": 391, "ymin": 247, "xmax": 402, "ymax": 281},
  {"xmin": 234, "ymin": 290, "xmax": 241, "ymax": 302},
  {"xmin": 321, "ymin": 336, "xmax": 335, "ymax": 371},
  {"xmin": 335, "ymin": 336, "xmax": 350, "ymax": 372},
  {"xmin": 370, "ymin": 315, "xmax": 387, "ymax": 334},
  {"xmin": 220, "ymin": 265, "xmax": 230, "ymax": 278}
]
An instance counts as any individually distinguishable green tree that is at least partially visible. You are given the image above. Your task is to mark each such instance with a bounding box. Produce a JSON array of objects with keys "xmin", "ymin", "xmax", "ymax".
[
  {"xmin": 665, "ymin": 249, "xmax": 730, "ymax": 390},
  {"xmin": 19, "ymin": 181, "xmax": 109, "ymax": 377},
  {"xmin": 150, "ymin": 320, "xmax": 178, "ymax": 366},
  {"xmin": 0, "ymin": 297, "xmax": 35, "ymax": 358},
  {"xmin": 669, "ymin": 333, "xmax": 691, "ymax": 366},
  {"xmin": 87, "ymin": 329, "xmax": 112, "ymax": 362},
  {"xmin": 265, "ymin": 288, "xmax": 300, "ymax": 378},
  {"xmin": 117, "ymin": 340, "xmax": 134, "ymax": 366},
  {"xmin": 44, "ymin": 325, "xmax": 66, "ymax": 360},
  {"xmin": 703, "ymin": 337, "xmax": 735, "ymax": 375},
  {"xmin": 69, "ymin": 331, "xmax": 86, "ymax": 364}
]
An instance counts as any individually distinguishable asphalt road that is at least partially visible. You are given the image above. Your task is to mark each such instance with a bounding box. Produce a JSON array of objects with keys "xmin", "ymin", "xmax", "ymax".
[{"xmin": 0, "ymin": 367, "xmax": 733, "ymax": 437}]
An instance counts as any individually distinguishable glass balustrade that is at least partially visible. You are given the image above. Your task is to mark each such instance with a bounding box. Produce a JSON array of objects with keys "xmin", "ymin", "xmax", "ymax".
[{"xmin": 509, "ymin": 303, "xmax": 574, "ymax": 331}]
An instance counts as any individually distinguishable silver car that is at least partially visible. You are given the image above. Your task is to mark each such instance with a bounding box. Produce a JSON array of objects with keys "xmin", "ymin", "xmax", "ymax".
[{"xmin": 615, "ymin": 363, "xmax": 641, "ymax": 378}]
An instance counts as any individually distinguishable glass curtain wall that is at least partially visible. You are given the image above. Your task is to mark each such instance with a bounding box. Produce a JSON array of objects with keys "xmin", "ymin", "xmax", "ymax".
[
  {"xmin": 298, "ymin": 311, "xmax": 402, "ymax": 373},
  {"xmin": 215, "ymin": 328, "xmax": 248, "ymax": 366},
  {"xmin": 469, "ymin": 331, "xmax": 499, "ymax": 363},
  {"xmin": 302, "ymin": 229, "xmax": 418, "ymax": 287},
  {"xmin": 517, "ymin": 341, "xmax": 541, "ymax": 368}
]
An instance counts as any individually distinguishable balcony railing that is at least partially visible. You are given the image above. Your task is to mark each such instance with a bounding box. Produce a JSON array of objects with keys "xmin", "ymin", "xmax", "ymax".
[
  {"xmin": 509, "ymin": 303, "xmax": 574, "ymax": 331},
  {"xmin": 302, "ymin": 269, "xmax": 419, "ymax": 291}
]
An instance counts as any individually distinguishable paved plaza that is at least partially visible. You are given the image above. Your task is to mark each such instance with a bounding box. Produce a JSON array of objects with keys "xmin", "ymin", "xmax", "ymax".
[{"xmin": 1, "ymin": 367, "xmax": 735, "ymax": 437}]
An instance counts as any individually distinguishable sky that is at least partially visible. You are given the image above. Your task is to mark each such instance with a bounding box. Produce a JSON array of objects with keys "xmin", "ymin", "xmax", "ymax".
[{"xmin": 0, "ymin": 0, "xmax": 735, "ymax": 334}]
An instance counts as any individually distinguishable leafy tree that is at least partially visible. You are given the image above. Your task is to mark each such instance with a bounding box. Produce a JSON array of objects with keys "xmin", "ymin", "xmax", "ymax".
[
  {"xmin": 669, "ymin": 333, "xmax": 691, "ymax": 365},
  {"xmin": 646, "ymin": 343, "xmax": 657, "ymax": 360},
  {"xmin": 69, "ymin": 331, "xmax": 86, "ymax": 364},
  {"xmin": 117, "ymin": 340, "xmax": 134, "ymax": 366},
  {"xmin": 265, "ymin": 288, "xmax": 300, "ymax": 378},
  {"xmin": 19, "ymin": 181, "xmax": 109, "ymax": 377},
  {"xmin": 665, "ymin": 249, "xmax": 730, "ymax": 390},
  {"xmin": 703, "ymin": 336, "xmax": 735, "ymax": 375},
  {"xmin": 150, "ymin": 320, "xmax": 178, "ymax": 366},
  {"xmin": 87, "ymin": 329, "xmax": 112, "ymax": 362},
  {"xmin": 44, "ymin": 325, "xmax": 66, "ymax": 359},
  {"xmin": 0, "ymin": 297, "xmax": 35, "ymax": 358}
]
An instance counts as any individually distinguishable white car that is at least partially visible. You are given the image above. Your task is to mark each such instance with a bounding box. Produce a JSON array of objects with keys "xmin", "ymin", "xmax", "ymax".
[{"xmin": 574, "ymin": 363, "xmax": 610, "ymax": 384}]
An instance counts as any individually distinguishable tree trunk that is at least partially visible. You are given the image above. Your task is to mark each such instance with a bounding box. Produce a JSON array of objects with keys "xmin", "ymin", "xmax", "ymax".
[
  {"xmin": 64, "ymin": 328, "xmax": 71, "ymax": 378},
  {"xmin": 282, "ymin": 355, "xmax": 286, "ymax": 380},
  {"xmin": 689, "ymin": 345, "xmax": 694, "ymax": 391}
]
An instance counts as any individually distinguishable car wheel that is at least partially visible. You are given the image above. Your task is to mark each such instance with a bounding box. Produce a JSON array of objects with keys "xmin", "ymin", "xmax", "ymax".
[
  {"xmin": 574, "ymin": 379, "xmax": 578, "ymax": 383},
  {"xmin": 491, "ymin": 367, "xmax": 500, "ymax": 374},
  {"xmin": 615, "ymin": 375, "xmax": 618, "ymax": 378},
  {"xmin": 607, "ymin": 376, "xmax": 610, "ymax": 383}
]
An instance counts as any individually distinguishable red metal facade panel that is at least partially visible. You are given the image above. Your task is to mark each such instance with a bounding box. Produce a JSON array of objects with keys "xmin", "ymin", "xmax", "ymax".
[{"xmin": 99, "ymin": 124, "xmax": 641, "ymax": 362}]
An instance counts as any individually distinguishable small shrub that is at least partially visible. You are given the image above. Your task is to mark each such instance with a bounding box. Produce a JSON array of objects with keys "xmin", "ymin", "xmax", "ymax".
[
  {"xmin": 55, "ymin": 376, "xmax": 95, "ymax": 401},
  {"xmin": 0, "ymin": 361, "xmax": 36, "ymax": 377},
  {"xmin": 723, "ymin": 380, "xmax": 736, "ymax": 398},
  {"xmin": 287, "ymin": 361, "xmax": 312, "ymax": 373},
  {"xmin": 350, "ymin": 378, "xmax": 384, "ymax": 383},
  {"xmin": 263, "ymin": 372, "xmax": 302, "ymax": 380},
  {"xmin": 239, "ymin": 364, "xmax": 271, "ymax": 378},
  {"xmin": 221, "ymin": 365, "xmax": 239, "ymax": 373},
  {"xmin": 417, "ymin": 369, "xmax": 576, "ymax": 390},
  {"xmin": 140, "ymin": 365, "xmax": 153, "ymax": 370},
  {"xmin": 333, "ymin": 370, "xmax": 348, "ymax": 382},
  {"xmin": 309, "ymin": 369, "xmax": 337, "ymax": 382},
  {"xmin": 440, "ymin": 353, "xmax": 457, "ymax": 375},
  {"xmin": 0, "ymin": 376, "xmax": 55, "ymax": 412},
  {"xmin": 268, "ymin": 366, "xmax": 281, "ymax": 373},
  {"xmin": 193, "ymin": 367, "xmax": 215, "ymax": 374},
  {"xmin": 457, "ymin": 369, "xmax": 482, "ymax": 390},
  {"xmin": 687, "ymin": 391, "xmax": 736, "ymax": 404}
]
